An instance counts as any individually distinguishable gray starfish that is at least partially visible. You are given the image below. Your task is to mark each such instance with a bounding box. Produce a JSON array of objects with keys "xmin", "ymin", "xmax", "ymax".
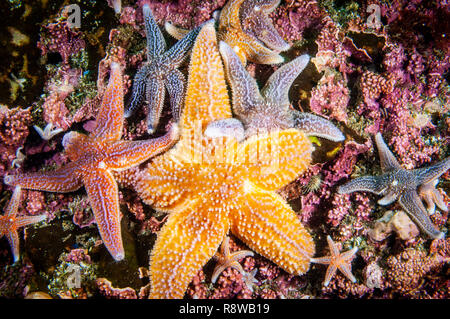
[
  {"xmin": 213, "ymin": 41, "xmax": 345, "ymax": 141},
  {"xmin": 125, "ymin": 4, "xmax": 200, "ymax": 134},
  {"xmin": 338, "ymin": 133, "xmax": 449, "ymax": 239}
]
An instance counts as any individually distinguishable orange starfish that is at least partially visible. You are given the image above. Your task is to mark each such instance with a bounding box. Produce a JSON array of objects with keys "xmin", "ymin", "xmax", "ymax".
[
  {"xmin": 0, "ymin": 186, "xmax": 46, "ymax": 263},
  {"xmin": 4, "ymin": 63, "xmax": 179, "ymax": 261},
  {"xmin": 310, "ymin": 235, "xmax": 358, "ymax": 287},
  {"xmin": 211, "ymin": 236, "xmax": 254, "ymax": 283},
  {"xmin": 134, "ymin": 21, "xmax": 315, "ymax": 299}
]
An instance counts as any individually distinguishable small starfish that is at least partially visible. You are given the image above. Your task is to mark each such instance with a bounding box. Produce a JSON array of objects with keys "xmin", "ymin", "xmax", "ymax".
[
  {"xmin": 34, "ymin": 123, "xmax": 64, "ymax": 141},
  {"xmin": 134, "ymin": 22, "xmax": 315, "ymax": 298},
  {"xmin": 310, "ymin": 235, "xmax": 358, "ymax": 287},
  {"xmin": 211, "ymin": 236, "xmax": 254, "ymax": 283},
  {"xmin": 125, "ymin": 4, "xmax": 200, "ymax": 134},
  {"xmin": 338, "ymin": 133, "xmax": 449, "ymax": 239},
  {"xmin": 165, "ymin": 0, "xmax": 289, "ymax": 65},
  {"xmin": 215, "ymin": 41, "xmax": 345, "ymax": 141},
  {"xmin": 242, "ymin": 269, "xmax": 258, "ymax": 292},
  {"xmin": 11, "ymin": 146, "xmax": 25, "ymax": 168},
  {"xmin": 4, "ymin": 63, "xmax": 179, "ymax": 261},
  {"xmin": 0, "ymin": 186, "xmax": 46, "ymax": 263}
]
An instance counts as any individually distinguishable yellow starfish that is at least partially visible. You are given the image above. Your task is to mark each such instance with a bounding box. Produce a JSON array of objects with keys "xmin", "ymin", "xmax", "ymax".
[{"xmin": 134, "ymin": 21, "xmax": 315, "ymax": 299}]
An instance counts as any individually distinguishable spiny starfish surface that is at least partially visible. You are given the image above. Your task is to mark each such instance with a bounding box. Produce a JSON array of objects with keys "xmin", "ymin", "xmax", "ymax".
[
  {"xmin": 125, "ymin": 4, "xmax": 200, "ymax": 134},
  {"xmin": 310, "ymin": 235, "xmax": 358, "ymax": 287},
  {"xmin": 134, "ymin": 22, "xmax": 315, "ymax": 298},
  {"xmin": 4, "ymin": 63, "xmax": 179, "ymax": 261},
  {"xmin": 338, "ymin": 133, "xmax": 449, "ymax": 239},
  {"xmin": 0, "ymin": 186, "xmax": 46, "ymax": 263},
  {"xmin": 215, "ymin": 41, "xmax": 345, "ymax": 141},
  {"xmin": 211, "ymin": 236, "xmax": 254, "ymax": 283},
  {"xmin": 218, "ymin": 0, "xmax": 290, "ymax": 65}
]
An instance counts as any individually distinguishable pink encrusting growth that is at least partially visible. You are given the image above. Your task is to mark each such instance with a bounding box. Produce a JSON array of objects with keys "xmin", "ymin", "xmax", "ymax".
[{"xmin": 3, "ymin": 63, "xmax": 179, "ymax": 261}]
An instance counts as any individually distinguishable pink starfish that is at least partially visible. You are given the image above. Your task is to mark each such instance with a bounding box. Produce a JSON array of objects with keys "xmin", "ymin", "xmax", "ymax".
[
  {"xmin": 0, "ymin": 186, "xmax": 46, "ymax": 263},
  {"xmin": 4, "ymin": 63, "xmax": 179, "ymax": 261}
]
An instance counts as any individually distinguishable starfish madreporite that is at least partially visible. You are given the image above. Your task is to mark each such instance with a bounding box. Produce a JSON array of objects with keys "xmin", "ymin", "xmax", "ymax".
[
  {"xmin": 218, "ymin": 0, "xmax": 290, "ymax": 65},
  {"xmin": 134, "ymin": 22, "xmax": 315, "ymax": 299},
  {"xmin": 0, "ymin": 186, "xmax": 47, "ymax": 263},
  {"xmin": 125, "ymin": 4, "xmax": 200, "ymax": 134},
  {"xmin": 215, "ymin": 41, "xmax": 345, "ymax": 141},
  {"xmin": 338, "ymin": 133, "xmax": 449, "ymax": 239},
  {"xmin": 4, "ymin": 63, "xmax": 179, "ymax": 261}
]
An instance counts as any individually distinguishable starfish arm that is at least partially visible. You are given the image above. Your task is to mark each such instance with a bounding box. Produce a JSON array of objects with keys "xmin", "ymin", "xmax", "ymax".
[
  {"xmin": 337, "ymin": 262, "xmax": 357, "ymax": 284},
  {"xmin": 5, "ymin": 186, "xmax": 21, "ymax": 217},
  {"xmin": 4, "ymin": 162, "xmax": 83, "ymax": 193},
  {"xmin": 377, "ymin": 190, "xmax": 399, "ymax": 206},
  {"xmin": 337, "ymin": 175, "xmax": 386, "ymax": 195},
  {"xmin": 374, "ymin": 133, "xmax": 402, "ymax": 172},
  {"xmin": 83, "ymin": 170, "xmax": 124, "ymax": 261},
  {"xmin": 143, "ymin": 4, "xmax": 166, "ymax": 60},
  {"xmin": 165, "ymin": 26, "xmax": 201, "ymax": 67},
  {"xmin": 323, "ymin": 264, "xmax": 337, "ymax": 287},
  {"xmin": 398, "ymin": 191, "xmax": 445, "ymax": 239},
  {"xmin": 241, "ymin": 0, "xmax": 290, "ymax": 52},
  {"xmin": 310, "ymin": 256, "xmax": 332, "ymax": 264},
  {"xmin": 164, "ymin": 22, "xmax": 189, "ymax": 40},
  {"xmin": 237, "ymin": 129, "xmax": 312, "ymax": 191},
  {"xmin": 145, "ymin": 76, "xmax": 166, "ymax": 134},
  {"xmin": 15, "ymin": 215, "xmax": 46, "ymax": 229},
  {"xmin": 93, "ymin": 62, "xmax": 124, "ymax": 141},
  {"xmin": 291, "ymin": 111, "xmax": 345, "ymax": 142},
  {"xmin": 418, "ymin": 181, "xmax": 448, "ymax": 213},
  {"xmin": 211, "ymin": 263, "xmax": 232, "ymax": 284},
  {"xmin": 149, "ymin": 200, "xmax": 230, "ymax": 298},
  {"xmin": 340, "ymin": 246, "xmax": 358, "ymax": 261},
  {"xmin": 205, "ymin": 118, "xmax": 245, "ymax": 142},
  {"xmin": 219, "ymin": 41, "xmax": 265, "ymax": 118},
  {"xmin": 181, "ymin": 22, "xmax": 232, "ymax": 134},
  {"xmin": 326, "ymin": 235, "xmax": 340, "ymax": 257},
  {"xmin": 165, "ymin": 69, "xmax": 185, "ymax": 122},
  {"xmin": 261, "ymin": 54, "xmax": 309, "ymax": 106},
  {"xmin": 6, "ymin": 230, "xmax": 20, "ymax": 262},
  {"xmin": 414, "ymin": 157, "xmax": 450, "ymax": 185},
  {"xmin": 230, "ymin": 187, "xmax": 315, "ymax": 275},
  {"xmin": 124, "ymin": 65, "xmax": 149, "ymax": 118},
  {"xmin": 104, "ymin": 124, "xmax": 179, "ymax": 170}
]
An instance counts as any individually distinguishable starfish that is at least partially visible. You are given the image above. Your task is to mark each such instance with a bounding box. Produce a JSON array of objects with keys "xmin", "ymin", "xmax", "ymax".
[
  {"xmin": 338, "ymin": 133, "xmax": 449, "ymax": 239},
  {"xmin": 0, "ymin": 186, "xmax": 47, "ymax": 263},
  {"xmin": 4, "ymin": 62, "xmax": 179, "ymax": 261},
  {"xmin": 125, "ymin": 4, "xmax": 200, "ymax": 134},
  {"xmin": 214, "ymin": 41, "xmax": 345, "ymax": 141},
  {"xmin": 211, "ymin": 236, "xmax": 254, "ymax": 283},
  {"xmin": 134, "ymin": 21, "xmax": 315, "ymax": 298},
  {"xmin": 34, "ymin": 123, "xmax": 64, "ymax": 141},
  {"xmin": 310, "ymin": 235, "xmax": 358, "ymax": 287},
  {"xmin": 165, "ymin": 0, "xmax": 289, "ymax": 65}
]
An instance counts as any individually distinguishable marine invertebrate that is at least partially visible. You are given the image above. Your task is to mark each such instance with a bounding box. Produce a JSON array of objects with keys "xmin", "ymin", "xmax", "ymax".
[
  {"xmin": 311, "ymin": 235, "xmax": 358, "ymax": 287},
  {"xmin": 125, "ymin": 5, "xmax": 200, "ymax": 133},
  {"xmin": 0, "ymin": 186, "xmax": 46, "ymax": 262},
  {"xmin": 134, "ymin": 22, "xmax": 315, "ymax": 298},
  {"xmin": 338, "ymin": 133, "xmax": 449, "ymax": 239},
  {"xmin": 211, "ymin": 236, "xmax": 254, "ymax": 283},
  {"xmin": 217, "ymin": 41, "xmax": 345, "ymax": 141},
  {"xmin": 4, "ymin": 63, "xmax": 179, "ymax": 261},
  {"xmin": 33, "ymin": 123, "xmax": 64, "ymax": 141}
]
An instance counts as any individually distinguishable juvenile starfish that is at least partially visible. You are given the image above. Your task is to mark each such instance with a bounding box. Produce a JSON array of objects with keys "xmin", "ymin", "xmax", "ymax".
[
  {"xmin": 310, "ymin": 235, "xmax": 358, "ymax": 287},
  {"xmin": 215, "ymin": 41, "xmax": 345, "ymax": 141},
  {"xmin": 0, "ymin": 186, "xmax": 46, "ymax": 263},
  {"xmin": 338, "ymin": 133, "xmax": 449, "ymax": 239},
  {"xmin": 135, "ymin": 22, "xmax": 315, "ymax": 298},
  {"xmin": 4, "ymin": 63, "xmax": 179, "ymax": 261},
  {"xmin": 211, "ymin": 236, "xmax": 254, "ymax": 283},
  {"xmin": 165, "ymin": 0, "xmax": 289, "ymax": 65},
  {"xmin": 125, "ymin": 4, "xmax": 200, "ymax": 134}
]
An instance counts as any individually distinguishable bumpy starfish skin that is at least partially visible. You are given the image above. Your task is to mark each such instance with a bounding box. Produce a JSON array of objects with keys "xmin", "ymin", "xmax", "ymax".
[
  {"xmin": 218, "ymin": 0, "xmax": 289, "ymax": 65},
  {"xmin": 338, "ymin": 133, "xmax": 449, "ymax": 239},
  {"xmin": 135, "ymin": 22, "xmax": 315, "ymax": 298},
  {"xmin": 0, "ymin": 186, "xmax": 46, "ymax": 262},
  {"xmin": 211, "ymin": 236, "xmax": 254, "ymax": 283},
  {"xmin": 217, "ymin": 41, "xmax": 345, "ymax": 141},
  {"xmin": 125, "ymin": 4, "xmax": 200, "ymax": 133},
  {"xmin": 4, "ymin": 63, "xmax": 179, "ymax": 261},
  {"xmin": 310, "ymin": 235, "xmax": 358, "ymax": 287}
]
